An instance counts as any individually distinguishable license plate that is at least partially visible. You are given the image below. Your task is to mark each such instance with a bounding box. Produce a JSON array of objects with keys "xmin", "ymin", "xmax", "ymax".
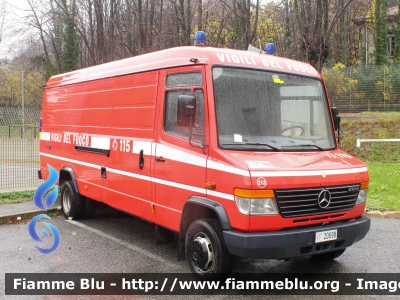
[{"xmin": 315, "ymin": 229, "xmax": 337, "ymax": 243}]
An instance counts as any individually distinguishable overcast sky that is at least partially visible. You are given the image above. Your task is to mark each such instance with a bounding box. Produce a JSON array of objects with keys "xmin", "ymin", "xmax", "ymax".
[{"xmin": 1, "ymin": 0, "xmax": 32, "ymax": 59}]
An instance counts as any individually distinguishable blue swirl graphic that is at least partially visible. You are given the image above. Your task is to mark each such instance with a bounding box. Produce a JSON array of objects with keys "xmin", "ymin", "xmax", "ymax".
[
  {"xmin": 34, "ymin": 164, "xmax": 59, "ymax": 210},
  {"xmin": 28, "ymin": 214, "xmax": 60, "ymax": 254}
]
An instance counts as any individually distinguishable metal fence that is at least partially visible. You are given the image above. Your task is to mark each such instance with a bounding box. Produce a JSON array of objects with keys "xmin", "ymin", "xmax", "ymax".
[
  {"xmin": 0, "ymin": 107, "xmax": 41, "ymax": 190},
  {"xmin": 0, "ymin": 139, "xmax": 42, "ymax": 190},
  {"xmin": 323, "ymin": 64, "xmax": 400, "ymax": 113},
  {"xmin": 0, "ymin": 107, "xmax": 41, "ymax": 138}
]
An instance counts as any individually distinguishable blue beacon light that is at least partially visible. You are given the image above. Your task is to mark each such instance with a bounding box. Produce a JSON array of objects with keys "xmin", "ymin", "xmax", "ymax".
[
  {"xmin": 194, "ymin": 31, "xmax": 206, "ymax": 46},
  {"xmin": 265, "ymin": 43, "xmax": 275, "ymax": 55}
]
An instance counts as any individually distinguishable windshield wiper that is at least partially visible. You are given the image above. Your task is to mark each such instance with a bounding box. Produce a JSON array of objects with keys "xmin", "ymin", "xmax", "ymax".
[
  {"xmin": 221, "ymin": 143, "xmax": 281, "ymax": 151},
  {"xmin": 281, "ymin": 144, "xmax": 325, "ymax": 151}
]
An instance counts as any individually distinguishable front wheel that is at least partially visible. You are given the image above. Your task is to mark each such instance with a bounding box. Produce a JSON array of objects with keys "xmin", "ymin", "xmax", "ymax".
[
  {"xmin": 185, "ymin": 218, "xmax": 233, "ymax": 278},
  {"xmin": 311, "ymin": 248, "xmax": 346, "ymax": 260}
]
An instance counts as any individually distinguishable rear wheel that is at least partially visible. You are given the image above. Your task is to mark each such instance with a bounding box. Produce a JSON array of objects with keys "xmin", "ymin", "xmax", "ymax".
[
  {"xmin": 311, "ymin": 248, "xmax": 346, "ymax": 260},
  {"xmin": 61, "ymin": 181, "xmax": 84, "ymax": 220},
  {"xmin": 185, "ymin": 218, "xmax": 233, "ymax": 278}
]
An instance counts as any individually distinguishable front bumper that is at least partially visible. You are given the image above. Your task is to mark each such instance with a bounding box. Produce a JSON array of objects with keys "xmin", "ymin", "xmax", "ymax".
[{"xmin": 223, "ymin": 216, "xmax": 370, "ymax": 259}]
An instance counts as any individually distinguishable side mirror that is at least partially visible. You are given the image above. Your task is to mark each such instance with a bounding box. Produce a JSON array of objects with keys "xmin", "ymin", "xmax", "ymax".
[
  {"xmin": 177, "ymin": 95, "xmax": 196, "ymax": 127},
  {"xmin": 331, "ymin": 107, "xmax": 341, "ymax": 131}
]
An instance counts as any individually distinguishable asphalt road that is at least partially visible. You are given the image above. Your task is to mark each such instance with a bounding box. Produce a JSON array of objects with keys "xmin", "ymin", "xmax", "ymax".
[{"xmin": 1, "ymin": 206, "xmax": 400, "ymax": 299}]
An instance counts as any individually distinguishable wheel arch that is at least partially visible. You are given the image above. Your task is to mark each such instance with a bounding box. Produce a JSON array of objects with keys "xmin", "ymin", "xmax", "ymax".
[
  {"xmin": 59, "ymin": 167, "xmax": 79, "ymax": 193},
  {"xmin": 180, "ymin": 196, "xmax": 232, "ymax": 235},
  {"xmin": 177, "ymin": 196, "xmax": 232, "ymax": 262}
]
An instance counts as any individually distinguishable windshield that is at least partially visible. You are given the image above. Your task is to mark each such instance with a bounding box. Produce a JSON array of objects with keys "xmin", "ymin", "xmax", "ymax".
[{"xmin": 212, "ymin": 67, "xmax": 336, "ymax": 151}]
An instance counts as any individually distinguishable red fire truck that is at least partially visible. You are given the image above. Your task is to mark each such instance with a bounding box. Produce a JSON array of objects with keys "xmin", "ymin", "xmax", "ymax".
[{"xmin": 39, "ymin": 32, "xmax": 370, "ymax": 277}]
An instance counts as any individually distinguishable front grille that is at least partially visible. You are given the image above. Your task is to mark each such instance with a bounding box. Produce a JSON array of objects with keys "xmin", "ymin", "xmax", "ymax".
[{"xmin": 275, "ymin": 184, "xmax": 360, "ymax": 218}]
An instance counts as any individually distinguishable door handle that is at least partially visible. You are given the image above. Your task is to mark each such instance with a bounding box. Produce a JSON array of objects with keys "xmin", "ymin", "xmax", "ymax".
[
  {"xmin": 155, "ymin": 157, "xmax": 165, "ymax": 162},
  {"xmin": 139, "ymin": 149, "xmax": 144, "ymax": 169}
]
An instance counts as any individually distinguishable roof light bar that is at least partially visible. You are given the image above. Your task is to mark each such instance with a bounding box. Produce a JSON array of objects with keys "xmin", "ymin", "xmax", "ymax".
[
  {"xmin": 265, "ymin": 43, "xmax": 275, "ymax": 55},
  {"xmin": 194, "ymin": 31, "xmax": 206, "ymax": 46}
]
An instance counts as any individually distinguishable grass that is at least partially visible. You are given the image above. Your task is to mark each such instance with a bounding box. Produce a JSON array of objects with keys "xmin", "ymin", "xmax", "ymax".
[
  {"xmin": 366, "ymin": 162, "xmax": 400, "ymax": 211},
  {"xmin": 355, "ymin": 111, "xmax": 400, "ymax": 118},
  {"xmin": 339, "ymin": 114, "xmax": 400, "ymax": 163},
  {"xmin": 0, "ymin": 190, "xmax": 35, "ymax": 205}
]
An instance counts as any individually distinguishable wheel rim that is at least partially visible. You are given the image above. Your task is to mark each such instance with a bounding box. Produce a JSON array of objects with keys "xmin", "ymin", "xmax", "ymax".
[
  {"xmin": 62, "ymin": 188, "xmax": 71, "ymax": 213},
  {"xmin": 189, "ymin": 232, "xmax": 214, "ymax": 273}
]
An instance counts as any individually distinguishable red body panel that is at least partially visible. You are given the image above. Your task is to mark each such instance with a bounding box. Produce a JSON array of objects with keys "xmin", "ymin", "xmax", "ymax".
[{"xmin": 40, "ymin": 46, "xmax": 369, "ymax": 236}]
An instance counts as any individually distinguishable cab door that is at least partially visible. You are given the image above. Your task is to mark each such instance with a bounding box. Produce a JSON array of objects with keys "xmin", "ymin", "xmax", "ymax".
[{"xmin": 153, "ymin": 66, "xmax": 208, "ymax": 231}]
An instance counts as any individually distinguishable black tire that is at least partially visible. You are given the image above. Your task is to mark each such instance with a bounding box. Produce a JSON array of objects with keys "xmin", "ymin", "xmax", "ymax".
[
  {"xmin": 81, "ymin": 197, "xmax": 98, "ymax": 219},
  {"xmin": 60, "ymin": 181, "xmax": 84, "ymax": 220},
  {"xmin": 185, "ymin": 218, "xmax": 233, "ymax": 278},
  {"xmin": 311, "ymin": 248, "xmax": 346, "ymax": 261}
]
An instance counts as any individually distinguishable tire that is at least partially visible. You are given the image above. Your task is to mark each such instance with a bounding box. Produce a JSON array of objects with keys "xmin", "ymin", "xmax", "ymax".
[
  {"xmin": 185, "ymin": 218, "xmax": 233, "ymax": 278},
  {"xmin": 81, "ymin": 197, "xmax": 98, "ymax": 219},
  {"xmin": 311, "ymin": 248, "xmax": 346, "ymax": 261},
  {"xmin": 61, "ymin": 181, "xmax": 84, "ymax": 220}
]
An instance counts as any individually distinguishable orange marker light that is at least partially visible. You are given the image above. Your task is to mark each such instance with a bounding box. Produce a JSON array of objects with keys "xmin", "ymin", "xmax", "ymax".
[
  {"xmin": 234, "ymin": 188, "xmax": 275, "ymax": 198},
  {"xmin": 205, "ymin": 182, "xmax": 216, "ymax": 190}
]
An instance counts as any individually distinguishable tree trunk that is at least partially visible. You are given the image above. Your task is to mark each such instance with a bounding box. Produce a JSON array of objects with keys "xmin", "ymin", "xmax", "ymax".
[
  {"xmin": 94, "ymin": 0, "xmax": 106, "ymax": 63},
  {"xmin": 196, "ymin": 0, "xmax": 202, "ymax": 32},
  {"xmin": 88, "ymin": 0, "xmax": 96, "ymax": 65},
  {"xmin": 138, "ymin": 0, "xmax": 146, "ymax": 53},
  {"xmin": 185, "ymin": 0, "xmax": 191, "ymax": 45}
]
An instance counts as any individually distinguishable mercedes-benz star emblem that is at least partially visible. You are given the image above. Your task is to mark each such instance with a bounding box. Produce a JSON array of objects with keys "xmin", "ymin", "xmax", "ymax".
[{"xmin": 317, "ymin": 189, "xmax": 331, "ymax": 208}]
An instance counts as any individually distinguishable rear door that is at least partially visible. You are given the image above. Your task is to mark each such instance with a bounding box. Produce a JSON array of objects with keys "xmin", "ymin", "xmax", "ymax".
[{"xmin": 153, "ymin": 66, "xmax": 208, "ymax": 231}]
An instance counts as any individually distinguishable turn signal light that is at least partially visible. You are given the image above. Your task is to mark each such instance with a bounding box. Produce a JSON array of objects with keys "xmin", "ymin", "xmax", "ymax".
[{"xmin": 234, "ymin": 188, "xmax": 274, "ymax": 198}]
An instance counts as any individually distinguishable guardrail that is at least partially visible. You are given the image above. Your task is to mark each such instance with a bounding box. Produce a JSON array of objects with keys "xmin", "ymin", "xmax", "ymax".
[{"xmin": 356, "ymin": 138, "xmax": 400, "ymax": 148}]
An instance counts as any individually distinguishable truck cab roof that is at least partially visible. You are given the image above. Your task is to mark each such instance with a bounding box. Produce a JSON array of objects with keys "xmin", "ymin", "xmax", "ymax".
[{"xmin": 46, "ymin": 46, "xmax": 320, "ymax": 88}]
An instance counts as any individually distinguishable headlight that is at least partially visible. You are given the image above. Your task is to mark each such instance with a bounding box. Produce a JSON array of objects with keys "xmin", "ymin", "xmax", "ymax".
[
  {"xmin": 356, "ymin": 189, "xmax": 368, "ymax": 204},
  {"xmin": 234, "ymin": 189, "xmax": 279, "ymax": 215},
  {"xmin": 356, "ymin": 182, "xmax": 369, "ymax": 204},
  {"xmin": 235, "ymin": 196, "xmax": 251, "ymax": 214}
]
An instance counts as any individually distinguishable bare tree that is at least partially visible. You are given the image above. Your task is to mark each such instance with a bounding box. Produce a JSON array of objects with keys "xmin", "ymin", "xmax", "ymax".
[
  {"xmin": 293, "ymin": 0, "xmax": 356, "ymax": 71},
  {"xmin": 0, "ymin": 0, "xmax": 5, "ymax": 44},
  {"xmin": 12, "ymin": 0, "xmax": 370, "ymax": 79}
]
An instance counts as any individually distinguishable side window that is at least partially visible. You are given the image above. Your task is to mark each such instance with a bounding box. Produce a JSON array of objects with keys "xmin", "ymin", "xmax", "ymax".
[
  {"xmin": 165, "ymin": 89, "xmax": 191, "ymax": 138},
  {"xmin": 166, "ymin": 72, "xmax": 202, "ymax": 87},
  {"xmin": 164, "ymin": 72, "xmax": 205, "ymax": 140},
  {"xmin": 193, "ymin": 89, "xmax": 205, "ymax": 136}
]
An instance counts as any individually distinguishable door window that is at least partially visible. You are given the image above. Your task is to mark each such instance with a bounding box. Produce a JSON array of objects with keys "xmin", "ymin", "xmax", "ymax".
[{"xmin": 164, "ymin": 72, "xmax": 205, "ymax": 140}]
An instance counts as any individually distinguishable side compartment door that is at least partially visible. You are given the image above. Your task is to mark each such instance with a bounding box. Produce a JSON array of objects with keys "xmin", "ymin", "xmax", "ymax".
[
  {"xmin": 153, "ymin": 66, "xmax": 208, "ymax": 231},
  {"xmin": 105, "ymin": 71, "xmax": 159, "ymax": 222}
]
